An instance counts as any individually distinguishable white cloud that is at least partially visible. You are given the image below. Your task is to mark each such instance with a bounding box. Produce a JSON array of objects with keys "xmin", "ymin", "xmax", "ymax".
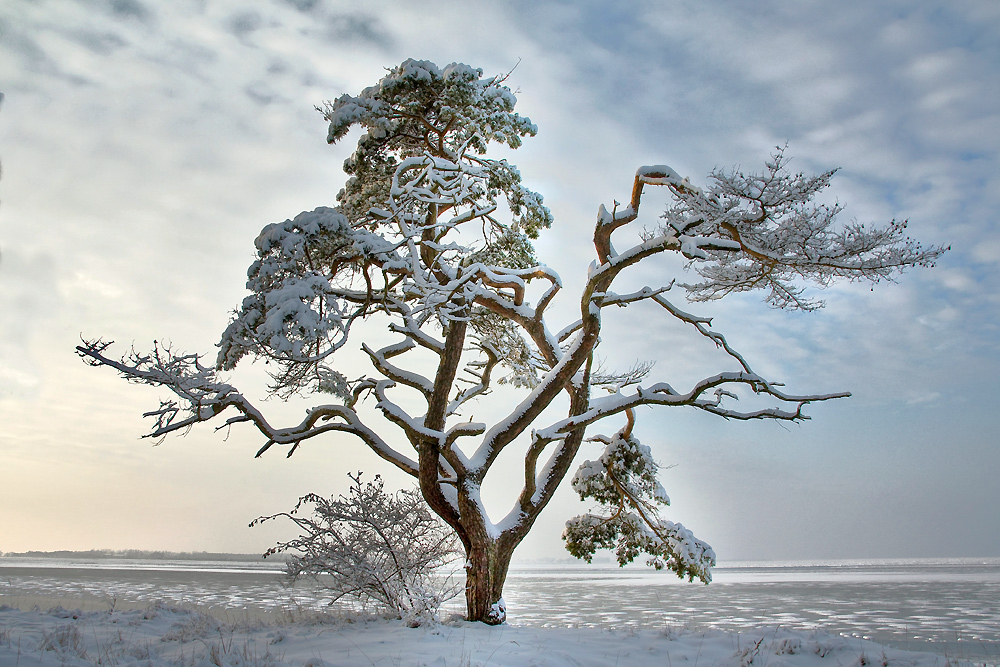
[{"xmin": 1, "ymin": 0, "xmax": 998, "ymax": 561}]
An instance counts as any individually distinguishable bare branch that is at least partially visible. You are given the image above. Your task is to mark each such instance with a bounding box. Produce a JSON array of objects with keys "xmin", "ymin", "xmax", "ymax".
[
  {"xmin": 447, "ymin": 340, "xmax": 499, "ymax": 417},
  {"xmin": 533, "ymin": 372, "xmax": 850, "ymax": 444},
  {"xmin": 76, "ymin": 339, "xmax": 419, "ymax": 476}
]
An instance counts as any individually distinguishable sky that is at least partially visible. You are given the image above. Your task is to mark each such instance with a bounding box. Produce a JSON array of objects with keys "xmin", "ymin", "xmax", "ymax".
[{"xmin": 1, "ymin": 0, "xmax": 999, "ymax": 564}]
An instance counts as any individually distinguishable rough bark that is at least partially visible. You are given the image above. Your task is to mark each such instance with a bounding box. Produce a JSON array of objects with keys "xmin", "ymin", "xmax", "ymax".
[
  {"xmin": 460, "ymin": 350, "xmax": 595, "ymax": 624},
  {"xmin": 464, "ymin": 535, "xmax": 515, "ymax": 624},
  {"xmin": 418, "ymin": 320, "xmax": 467, "ymax": 534}
]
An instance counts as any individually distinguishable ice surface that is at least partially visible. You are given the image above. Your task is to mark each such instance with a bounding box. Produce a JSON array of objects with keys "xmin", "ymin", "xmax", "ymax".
[
  {"xmin": 3, "ymin": 558, "xmax": 999, "ymax": 663},
  {"xmin": 0, "ymin": 604, "xmax": 979, "ymax": 667}
]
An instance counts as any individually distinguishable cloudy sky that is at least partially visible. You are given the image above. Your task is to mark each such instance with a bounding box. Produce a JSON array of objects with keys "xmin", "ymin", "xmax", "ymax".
[{"xmin": 2, "ymin": 0, "xmax": 998, "ymax": 564}]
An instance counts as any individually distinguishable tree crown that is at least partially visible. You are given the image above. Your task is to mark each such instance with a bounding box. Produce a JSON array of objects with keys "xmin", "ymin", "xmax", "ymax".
[{"xmin": 217, "ymin": 59, "xmax": 554, "ymax": 397}]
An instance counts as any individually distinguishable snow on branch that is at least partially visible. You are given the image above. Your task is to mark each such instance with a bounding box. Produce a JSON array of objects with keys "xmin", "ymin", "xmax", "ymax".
[
  {"xmin": 77, "ymin": 338, "xmax": 238, "ymax": 438},
  {"xmin": 654, "ymin": 146, "xmax": 949, "ymax": 310},
  {"xmin": 563, "ymin": 418, "xmax": 716, "ymax": 583},
  {"xmin": 589, "ymin": 359, "xmax": 655, "ymax": 391},
  {"xmin": 76, "ymin": 338, "xmax": 418, "ymax": 475},
  {"xmin": 447, "ymin": 338, "xmax": 500, "ymax": 416},
  {"xmin": 362, "ymin": 338, "xmax": 434, "ymax": 398},
  {"xmin": 534, "ymin": 370, "xmax": 849, "ymax": 446}
]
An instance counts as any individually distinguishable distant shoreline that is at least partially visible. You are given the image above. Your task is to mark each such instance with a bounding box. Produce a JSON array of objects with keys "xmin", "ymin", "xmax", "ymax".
[
  {"xmin": 4, "ymin": 550, "xmax": 1000, "ymax": 569},
  {"xmin": 0, "ymin": 549, "xmax": 267, "ymax": 561}
]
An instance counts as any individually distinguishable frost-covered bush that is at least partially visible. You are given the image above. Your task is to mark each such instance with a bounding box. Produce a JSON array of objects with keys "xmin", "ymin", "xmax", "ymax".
[{"xmin": 252, "ymin": 474, "xmax": 462, "ymax": 626}]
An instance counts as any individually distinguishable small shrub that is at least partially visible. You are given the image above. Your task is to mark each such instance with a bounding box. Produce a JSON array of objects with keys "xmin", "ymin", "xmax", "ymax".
[
  {"xmin": 253, "ymin": 473, "xmax": 463, "ymax": 626},
  {"xmin": 161, "ymin": 612, "xmax": 222, "ymax": 642},
  {"xmin": 204, "ymin": 632, "xmax": 280, "ymax": 667},
  {"xmin": 37, "ymin": 624, "xmax": 87, "ymax": 659},
  {"xmin": 774, "ymin": 637, "xmax": 802, "ymax": 655}
]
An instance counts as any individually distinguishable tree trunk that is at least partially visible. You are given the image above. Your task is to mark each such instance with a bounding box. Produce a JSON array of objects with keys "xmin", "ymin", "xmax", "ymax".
[{"xmin": 464, "ymin": 538, "xmax": 515, "ymax": 624}]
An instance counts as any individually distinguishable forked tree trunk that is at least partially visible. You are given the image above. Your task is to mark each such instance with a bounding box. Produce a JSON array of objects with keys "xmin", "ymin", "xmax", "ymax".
[{"xmin": 465, "ymin": 538, "xmax": 515, "ymax": 624}]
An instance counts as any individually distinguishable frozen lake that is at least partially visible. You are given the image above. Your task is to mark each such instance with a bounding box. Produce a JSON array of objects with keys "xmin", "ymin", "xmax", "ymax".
[{"xmin": 2, "ymin": 556, "xmax": 999, "ymax": 661}]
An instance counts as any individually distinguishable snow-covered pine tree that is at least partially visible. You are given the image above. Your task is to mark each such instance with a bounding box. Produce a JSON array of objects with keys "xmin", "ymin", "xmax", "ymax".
[{"xmin": 78, "ymin": 59, "xmax": 946, "ymax": 624}]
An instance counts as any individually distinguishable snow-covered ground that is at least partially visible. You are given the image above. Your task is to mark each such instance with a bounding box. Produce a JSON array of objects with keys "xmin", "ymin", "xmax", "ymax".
[{"xmin": 0, "ymin": 604, "xmax": 989, "ymax": 667}]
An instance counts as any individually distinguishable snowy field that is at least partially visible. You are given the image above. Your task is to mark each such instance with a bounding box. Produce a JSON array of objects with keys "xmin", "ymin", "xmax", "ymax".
[
  {"xmin": 0, "ymin": 604, "xmax": 989, "ymax": 667},
  {"xmin": 3, "ymin": 558, "xmax": 999, "ymax": 666}
]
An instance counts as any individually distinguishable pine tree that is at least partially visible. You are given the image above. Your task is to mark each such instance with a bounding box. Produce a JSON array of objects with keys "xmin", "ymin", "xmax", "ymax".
[{"xmin": 79, "ymin": 59, "xmax": 946, "ymax": 623}]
